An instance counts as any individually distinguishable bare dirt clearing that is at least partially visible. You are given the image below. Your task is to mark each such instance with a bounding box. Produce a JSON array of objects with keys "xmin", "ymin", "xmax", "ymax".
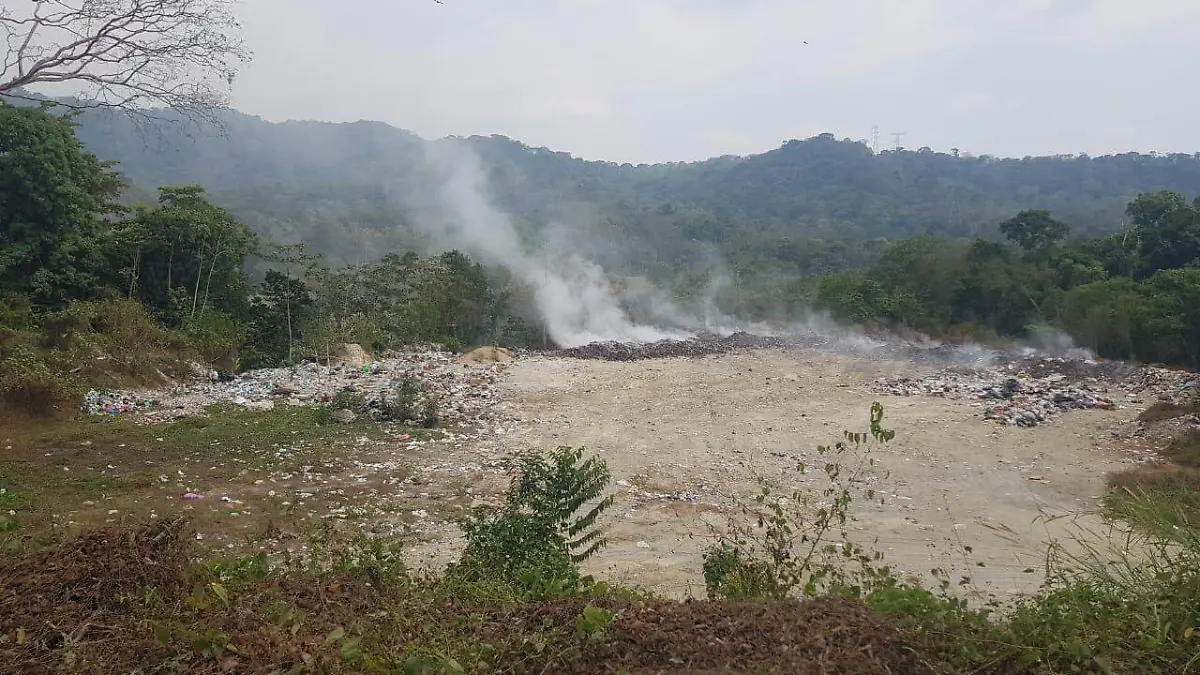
[
  {"xmin": 417, "ymin": 348, "xmax": 1148, "ymax": 599},
  {"xmin": 4, "ymin": 346, "xmax": 1163, "ymax": 603}
]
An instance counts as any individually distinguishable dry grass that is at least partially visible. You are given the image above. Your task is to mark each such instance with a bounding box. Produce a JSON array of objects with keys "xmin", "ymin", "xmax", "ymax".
[{"xmin": 1109, "ymin": 463, "xmax": 1200, "ymax": 494}]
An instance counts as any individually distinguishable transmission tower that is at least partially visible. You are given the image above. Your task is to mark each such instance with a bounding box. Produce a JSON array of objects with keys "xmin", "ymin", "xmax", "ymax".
[
  {"xmin": 891, "ymin": 131, "xmax": 906, "ymax": 151},
  {"xmin": 870, "ymin": 125, "xmax": 880, "ymax": 153}
]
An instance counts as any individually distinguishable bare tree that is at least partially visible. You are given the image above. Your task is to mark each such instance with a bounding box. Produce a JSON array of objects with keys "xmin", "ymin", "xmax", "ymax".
[{"xmin": 0, "ymin": 0, "xmax": 250, "ymax": 122}]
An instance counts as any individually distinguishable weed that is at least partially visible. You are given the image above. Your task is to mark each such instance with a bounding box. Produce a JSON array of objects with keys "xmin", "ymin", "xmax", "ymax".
[
  {"xmin": 379, "ymin": 373, "xmax": 440, "ymax": 427},
  {"xmin": 1107, "ymin": 465, "xmax": 1200, "ymax": 538},
  {"xmin": 450, "ymin": 446, "xmax": 614, "ymax": 596},
  {"xmin": 703, "ymin": 402, "xmax": 895, "ymax": 601}
]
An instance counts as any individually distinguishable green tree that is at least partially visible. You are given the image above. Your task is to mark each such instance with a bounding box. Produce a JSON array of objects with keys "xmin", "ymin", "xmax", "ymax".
[
  {"xmin": 0, "ymin": 104, "xmax": 123, "ymax": 309},
  {"xmin": 112, "ymin": 185, "xmax": 257, "ymax": 326},
  {"xmin": 1126, "ymin": 192, "xmax": 1200, "ymax": 276},
  {"xmin": 999, "ymin": 210, "xmax": 1071, "ymax": 257}
]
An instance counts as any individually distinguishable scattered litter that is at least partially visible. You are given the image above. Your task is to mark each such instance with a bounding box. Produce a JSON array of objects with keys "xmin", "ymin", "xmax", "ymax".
[
  {"xmin": 81, "ymin": 348, "xmax": 514, "ymax": 428},
  {"xmin": 181, "ymin": 493, "xmax": 204, "ymax": 500},
  {"xmin": 873, "ymin": 355, "xmax": 1193, "ymax": 427}
]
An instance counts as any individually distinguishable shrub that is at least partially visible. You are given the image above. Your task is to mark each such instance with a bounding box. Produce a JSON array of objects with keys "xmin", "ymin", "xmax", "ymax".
[
  {"xmin": 379, "ymin": 373, "xmax": 439, "ymax": 427},
  {"xmin": 450, "ymin": 446, "xmax": 614, "ymax": 596},
  {"xmin": 0, "ymin": 344, "xmax": 83, "ymax": 415},
  {"xmin": 185, "ymin": 310, "xmax": 245, "ymax": 371}
]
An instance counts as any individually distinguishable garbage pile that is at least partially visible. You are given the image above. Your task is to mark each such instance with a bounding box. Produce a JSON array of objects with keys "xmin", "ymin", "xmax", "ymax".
[
  {"xmin": 558, "ymin": 332, "xmax": 787, "ymax": 361},
  {"xmin": 874, "ymin": 356, "xmax": 1195, "ymax": 427},
  {"xmin": 83, "ymin": 390, "xmax": 156, "ymax": 416},
  {"xmin": 83, "ymin": 348, "xmax": 513, "ymax": 428}
]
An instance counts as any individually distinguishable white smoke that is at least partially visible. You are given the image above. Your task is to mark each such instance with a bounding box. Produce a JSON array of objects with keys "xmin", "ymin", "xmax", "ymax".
[
  {"xmin": 417, "ymin": 141, "xmax": 693, "ymax": 348},
  {"xmin": 406, "ymin": 141, "xmax": 1091, "ymax": 365}
]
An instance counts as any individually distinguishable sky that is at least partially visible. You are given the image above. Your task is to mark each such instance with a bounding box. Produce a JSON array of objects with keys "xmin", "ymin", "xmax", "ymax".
[{"xmin": 230, "ymin": 0, "xmax": 1200, "ymax": 164}]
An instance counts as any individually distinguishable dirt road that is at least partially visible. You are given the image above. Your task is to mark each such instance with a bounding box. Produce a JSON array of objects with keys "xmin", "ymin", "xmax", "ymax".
[{"xmin": 413, "ymin": 348, "xmax": 1141, "ymax": 600}]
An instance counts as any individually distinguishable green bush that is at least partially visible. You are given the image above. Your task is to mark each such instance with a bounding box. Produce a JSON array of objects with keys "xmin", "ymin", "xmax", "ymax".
[
  {"xmin": 0, "ymin": 344, "xmax": 83, "ymax": 415},
  {"xmin": 449, "ymin": 446, "xmax": 614, "ymax": 596},
  {"xmin": 379, "ymin": 373, "xmax": 439, "ymax": 427},
  {"xmin": 185, "ymin": 310, "xmax": 245, "ymax": 371}
]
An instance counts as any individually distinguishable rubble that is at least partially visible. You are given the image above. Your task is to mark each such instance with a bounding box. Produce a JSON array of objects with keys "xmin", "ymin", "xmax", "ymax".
[
  {"xmin": 558, "ymin": 332, "xmax": 786, "ymax": 361},
  {"xmin": 83, "ymin": 349, "xmax": 513, "ymax": 428},
  {"xmin": 874, "ymin": 356, "xmax": 1194, "ymax": 427}
]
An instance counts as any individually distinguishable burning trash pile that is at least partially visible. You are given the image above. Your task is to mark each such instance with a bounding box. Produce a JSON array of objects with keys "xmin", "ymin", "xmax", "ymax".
[
  {"xmin": 81, "ymin": 346, "xmax": 514, "ymax": 428},
  {"xmin": 874, "ymin": 356, "xmax": 1196, "ymax": 427},
  {"xmin": 558, "ymin": 332, "xmax": 787, "ymax": 361}
]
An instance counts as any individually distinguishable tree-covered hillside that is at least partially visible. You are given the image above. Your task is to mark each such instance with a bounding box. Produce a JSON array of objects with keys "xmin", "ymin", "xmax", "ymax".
[{"xmin": 70, "ymin": 109, "xmax": 1200, "ymax": 273}]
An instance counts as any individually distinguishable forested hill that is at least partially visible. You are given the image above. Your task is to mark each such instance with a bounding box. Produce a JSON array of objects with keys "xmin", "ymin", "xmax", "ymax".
[{"xmin": 71, "ymin": 107, "xmax": 1200, "ymax": 272}]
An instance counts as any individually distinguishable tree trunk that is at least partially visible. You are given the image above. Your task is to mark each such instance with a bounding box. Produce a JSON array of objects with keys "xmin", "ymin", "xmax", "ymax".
[
  {"xmin": 191, "ymin": 249, "xmax": 205, "ymax": 321},
  {"xmin": 128, "ymin": 247, "xmax": 141, "ymax": 298},
  {"xmin": 201, "ymin": 246, "xmax": 223, "ymax": 316}
]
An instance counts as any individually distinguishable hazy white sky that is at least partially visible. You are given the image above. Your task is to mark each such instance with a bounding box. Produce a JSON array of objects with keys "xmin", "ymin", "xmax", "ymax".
[{"xmin": 230, "ymin": 0, "xmax": 1200, "ymax": 164}]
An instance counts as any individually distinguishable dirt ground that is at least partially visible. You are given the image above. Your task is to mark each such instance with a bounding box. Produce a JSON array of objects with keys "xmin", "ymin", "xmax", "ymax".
[
  {"xmin": 3, "ymin": 347, "xmax": 1148, "ymax": 603},
  {"xmin": 406, "ymin": 348, "xmax": 1144, "ymax": 600}
]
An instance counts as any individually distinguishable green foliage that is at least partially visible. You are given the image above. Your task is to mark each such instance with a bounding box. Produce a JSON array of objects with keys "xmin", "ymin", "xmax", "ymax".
[
  {"xmin": 811, "ymin": 193, "xmax": 1200, "ymax": 369},
  {"xmin": 999, "ymin": 209, "xmax": 1070, "ymax": 255},
  {"xmin": 0, "ymin": 343, "xmax": 83, "ymax": 415},
  {"xmin": 0, "ymin": 104, "xmax": 124, "ymax": 310},
  {"xmin": 0, "ymin": 298, "xmax": 177, "ymax": 415},
  {"xmin": 971, "ymin": 522, "xmax": 1200, "ymax": 674},
  {"xmin": 185, "ymin": 310, "xmax": 245, "ymax": 371},
  {"xmin": 503, "ymin": 446, "xmax": 616, "ymax": 564},
  {"xmin": 379, "ymin": 374, "xmax": 440, "ymax": 427},
  {"xmin": 110, "ymin": 185, "xmax": 258, "ymax": 328},
  {"xmin": 451, "ymin": 446, "xmax": 614, "ymax": 595}
]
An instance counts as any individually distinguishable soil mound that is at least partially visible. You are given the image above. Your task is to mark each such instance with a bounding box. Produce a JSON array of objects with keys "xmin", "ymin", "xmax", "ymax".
[
  {"xmin": 457, "ymin": 345, "xmax": 516, "ymax": 364},
  {"xmin": 330, "ymin": 342, "xmax": 371, "ymax": 368}
]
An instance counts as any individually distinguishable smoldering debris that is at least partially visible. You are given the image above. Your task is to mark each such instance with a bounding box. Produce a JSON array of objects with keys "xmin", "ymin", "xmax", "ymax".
[{"xmin": 556, "ymin": 332, "xmax": 787, "ymax": 361}]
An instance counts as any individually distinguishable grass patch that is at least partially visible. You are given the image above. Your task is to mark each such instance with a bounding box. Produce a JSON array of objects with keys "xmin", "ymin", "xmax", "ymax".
[
  {"xmin": 0, "ymin": 405, "xmax": 437, "ymax": 554},
  {"xmin": 1107, "ymin": 465, "xmax": 1200, "ymax": 539},
  {"xmin": 5, "ymin": 404, "xmax": 420, "ymax": 458}
]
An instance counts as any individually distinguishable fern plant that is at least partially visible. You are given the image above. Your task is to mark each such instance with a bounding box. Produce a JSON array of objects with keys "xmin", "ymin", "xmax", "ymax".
[
  {"xmin": 505, "ymin": 446, "xmax": 615, "ymax": 563},
  {"xmin": 452, "ymin": 446, "xmax": 614, "ymax": 593}
]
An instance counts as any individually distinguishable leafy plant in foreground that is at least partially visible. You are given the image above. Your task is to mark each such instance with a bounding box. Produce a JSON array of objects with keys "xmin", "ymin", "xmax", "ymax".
[
  {"xmin": 452, "ymin": 446, "xmax": 614, "ymax": 594},
  {"xmin": 704, "ymin": 402, "xmax": 895, "ymax": 600}
]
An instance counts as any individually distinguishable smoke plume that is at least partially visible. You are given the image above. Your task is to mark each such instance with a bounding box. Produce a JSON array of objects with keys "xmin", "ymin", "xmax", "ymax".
[{"xmin": 417, "ymin": 141, "xmax": 698, "ymax": 347}]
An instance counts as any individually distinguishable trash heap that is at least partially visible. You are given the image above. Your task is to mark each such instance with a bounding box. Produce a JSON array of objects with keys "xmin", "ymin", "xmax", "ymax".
[
  {"xmin": 874, "ymin": 356, "xmax": 1195, "ymax": 427},
  {"xmin": 82, "ymin": 390, "xmax": 156, "ymax": 416},
  {"xmin": 83, "ymin": 348, "xmax": 513, "ymax": 428},
  {"xmin": 558, "ymin": 332, "xmax": 786, "ymax": 361}
]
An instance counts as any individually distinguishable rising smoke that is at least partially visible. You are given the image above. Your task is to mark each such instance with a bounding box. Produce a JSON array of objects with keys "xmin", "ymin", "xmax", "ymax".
[
  {"xmin": 415, "ymin": 140, "xmax": 716, "ymax": 348},
  {"xmin": 408, "ymin": 140, "xmax": 1097, "ymax": 364}
]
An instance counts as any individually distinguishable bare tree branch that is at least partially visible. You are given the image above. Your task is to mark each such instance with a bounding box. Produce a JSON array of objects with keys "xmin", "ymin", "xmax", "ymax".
[{"xmin": 0, "ymin": 0, "xmax": 250, "ymax": 124}]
